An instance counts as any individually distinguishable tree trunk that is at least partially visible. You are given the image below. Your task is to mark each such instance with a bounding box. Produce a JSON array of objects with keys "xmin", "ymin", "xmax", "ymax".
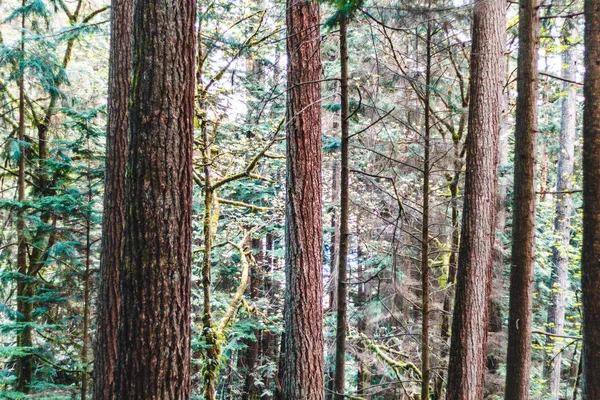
[
  {"xmin": 545, "ymin": 23, "xmax": 577, "ymax": 399},
  {"xmin": 356, "ymin": 224, "xmax": 370, "ymax": 397},
  {"xmin": 326, "ymin": 159, "xmax": 339, "ymax": 400},
  {"xmin": 114, "ymin": 0, "xmax": 195, "ymax": 394},
  {"xmin": 282, "ymin": 0, "xmax": 324, "ymax": 397},
  {"xmin": 92, "ymin": 0, "xmax": 132, "ymax": 396},
  {"xmin": 582, "ymin": 1, "xmax": 600, "ymax": 398},
  {"xmin": 505, "ymin": 0, "xmax": 539, "ymax": 397},
  {"xmin": 334, "ymin": 13, "xmax": 349, "ymax": 400},
  {"xmin": 420, "ymin": 19, "xmax": 432, "ymax": 400},
  {"xmin": 242, "ymin": 238, "xmax": 263, "ymax": 400},
  {"xmin": 15, "ymin": 2, "xmax": 31, "ymax": 390},
  {"xmin": 262, "ymin": 233, "xmax": 276, "ymax": 400},
  {"xmin": 445, "ymin": 0, "xmax": 505, "ymax": 397}
]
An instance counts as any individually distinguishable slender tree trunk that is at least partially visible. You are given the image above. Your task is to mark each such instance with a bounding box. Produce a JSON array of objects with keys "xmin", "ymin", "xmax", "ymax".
[
  {"xmin": 582, "ymin": 1, "xmax": 600, "ymax": 398},
  {"xmin": 437, "ymin": 104, "xmax": 466, "ymax": 400},
  {"xmin": 282, "ymin": 0, "xmax": 324, "ymax": 397},
  {"xmin": 242, "ymin": 238, "xmax": 263, "ymax": 400},
  {"xmin": 326, "ymin": 159, "xmax": 339, "ymax": 400},
  {"xmin": 93, "ymin": 0, "xmax": 132, "ymax": 396},
  {"xmin": 329, "ymin": 159, "xmax": 340, "ymax": 312},
  {"xmin": 81, "ymin": 151, "xmax": 93, "ymax": 400},
  {"xmin": 572, "ymin": 353, "xmax": 582, "ymax": 400},
  {"xmin": 15, "ymin": 3, "xmax": 31, "ymax": 390},
  {"xmin": 545, "ymin": 24, "xmax": 577, "ymax": 399},
  {"xmin": 262, "ymin": 233, "xmax": 276, "ymax": 400},
  {"xmin": 445, "ymin": 0, "xmax": 505, "ymax": 397},
  {"xmin": 420, "ymin": 19, "xmax": 432, "ymax": 400},
  {"xmin": 356, "ymin": 223, "xmax": 370, "ymax": 397},
  {"xmin": 114, "ymin": 0, "xmax": 195, "ymax": 394},
  {"xmin": 334, "ymin": 13, "xmax": 349, "ymax": 400},
  {"xmin": 505, "ymin": 0, "xmax": 539, "ymax": 397}
]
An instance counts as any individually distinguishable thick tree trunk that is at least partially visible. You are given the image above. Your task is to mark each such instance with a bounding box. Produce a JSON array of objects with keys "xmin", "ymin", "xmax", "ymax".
[
  {"xmin": 334, "ymin": 13, "xmax": 349, "ymax": 400},
  {"xmin": 505, "ymin": 0, "xmax": 539, "ymax": 397},
  {"xmin": 545, "ymin": 26, "xmax": 577, "ymax": 399},
  {"xmin": 114, "ymin": 0, "xmax": 195, "ymax": 394},
  {"xmin": 445, "ymin": 0, "xmax": 505, "ymax": 397},
  {"xmin": 92, "ymin": 0, "xmax": 132, "ymax": 396},
  {"xmin": 582, "ymin": 1, "xmax": 600, "ymax": 398},
  {"xmin": 282, "ymin": 0, "xmax": 324, "ymax": 397}
]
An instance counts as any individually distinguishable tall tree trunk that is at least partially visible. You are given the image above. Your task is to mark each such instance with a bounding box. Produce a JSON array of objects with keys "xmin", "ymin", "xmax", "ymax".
[
  {"xmin": 334, "ymin": 13, "xmax": 349, "ymax": 400},
  {"xmin": 15, "ymin": 2, "xmax": 31, "ymax": 390},
  {"xmin": 446, "ymin": 0, "xmax": 505, "ymax": 397},
  {"xmin": 114, "ymin": 0, "xmax": 195, "ymax": 394},
  {"xmin": 93, "ymin": 0, "xmax": 132, "ymax": 396},
  {"xmin": 582, "ymin": 1, "xmax": 600, "ymax": 398},
  {"xmin": 282, "ymin": 0, "xmax": 324, "ymax": 397},
  {"xmin": 545, "ymin": 24, "xmax": 577, "ymax": 399},
  {"xmin": 505, "ymin": 0, "xmax": 539, "ymax": 397},
  {"xmin": 420, "ymin": 19, "xmax": 432, "ymax": 400}
]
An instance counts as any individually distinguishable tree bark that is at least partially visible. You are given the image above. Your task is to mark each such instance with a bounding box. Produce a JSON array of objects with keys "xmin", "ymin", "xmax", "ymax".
[
  {"xmin": 114, "ymin": 0, "xmax": 195, "ymax": 394},
  {"xmin": 505, "ymin": 0, "xmax": 539, "ymax": 397},
  {"xmin": 15, "ymin": 2, "xmax": 31, "ymax": 390},
  {"xmin": 545, "ymin": 23, "xmax": 577, "ymax": 399},
  {"xmin": 445, "ymin": 0, "xmax": 505, "ymax": 397},
  {"xmin": 93, "ymin": 0, "xmax": 132, "ymax": 396},
  {"xmin": 282, "ymin": 0, "xmax": 324, "ymax": 397},
  {"xmin": 334, "ymin": 13, "xmax": 349, "ymax": 400},
  {"xmin": 582, "ymin": 1, "xmax": 600, "ymax": 398},
  {"xmin": 420, "ymin": 18, "xmax": 432, "ymax": 400}
]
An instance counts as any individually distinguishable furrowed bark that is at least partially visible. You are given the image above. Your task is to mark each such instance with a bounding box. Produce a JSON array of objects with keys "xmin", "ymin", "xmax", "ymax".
[
  {"xmin": 282, "ymin": 0, "xmax": 324, "ymax": 397},
  {"xmin": 582, "ymin": 1, "xmax": 600, "ymax": 398},
  {"xmin": 505, "ymin": 0, "xmax": 540, "ymax": 397},
  {"xmin": 114, "ymin": 0, "xmax": 195, "ymax": 394},
  {"xmin": 446, "ymin": 0, "xmax": 505, "ymax": 397},
  {"xmin": 93, "ymin": 0, "xmax": 132, "ymax": 396}
]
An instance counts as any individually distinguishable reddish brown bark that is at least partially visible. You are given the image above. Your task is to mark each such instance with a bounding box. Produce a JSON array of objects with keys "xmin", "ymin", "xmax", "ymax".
[
  {"xmin": 92, "ymin": 0, "xmax": 132, "ymax": 396},
  {"xmin": 282, "ymin": 0, "xmax": 324, "ymax": 397},
  {"xmin": 505, "ymin": 0, "xmax": 539, "ymax": 397},
  {"xmin": 114, "ymin": 0, "xmax": 195, "ymax": 395},
  {"xmin": 446, "ymin": 0, "xmax": 505, "ymax": 397},
  {"xmin": 582, "ymin": 1, "xmax": 600, "ymax": 398}
]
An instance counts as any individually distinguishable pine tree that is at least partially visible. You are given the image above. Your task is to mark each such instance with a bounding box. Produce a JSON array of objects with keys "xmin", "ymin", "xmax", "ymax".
[
  {"xmin": 282, "ymin": 0, "xmax": 324, "ymax": 397},
  {"xmin": 446, "ymin": 0, "xmax": 505, "ymax": 397},
  {"xmin": 113, "ymin": 0, "xmax": 195, "ymax": 394},
  {"xmin": 93, "ymin": 0, "xmax": 132, "ymax": 396},
  {"xmin": 505, "ymin": 0, "xmax": 540, "ymax": 397}
]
